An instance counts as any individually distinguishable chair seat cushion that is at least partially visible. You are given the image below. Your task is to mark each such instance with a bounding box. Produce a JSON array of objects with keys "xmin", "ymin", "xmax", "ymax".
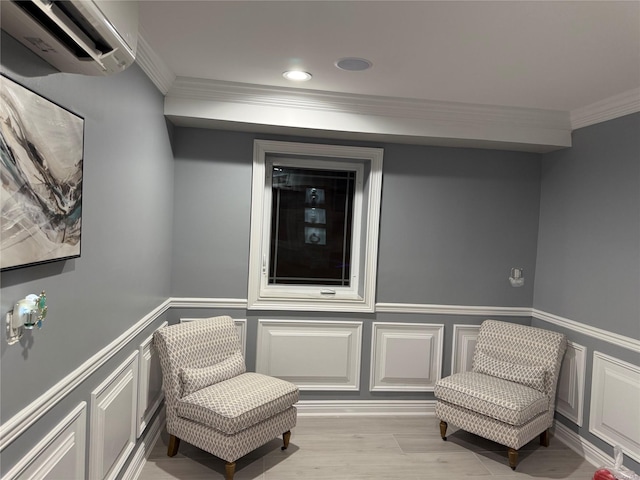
[
  {"xmin": 177, "ymin": 372, "xmax": 299, "ymax": 435},
  {"xmin": 435, "ymin": 371, "xmax": 548, "ymax": 426}
]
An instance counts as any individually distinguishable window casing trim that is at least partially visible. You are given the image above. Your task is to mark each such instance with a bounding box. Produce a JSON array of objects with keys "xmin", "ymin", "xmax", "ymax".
[{"xmin": 248, "ymin": 140, "xmax": 383, "ymax": 312}]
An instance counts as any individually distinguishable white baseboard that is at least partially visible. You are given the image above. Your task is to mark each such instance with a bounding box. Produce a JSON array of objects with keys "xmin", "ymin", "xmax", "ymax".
[
  {"xmin": 122, "ymin": 408, "xmax": 165, "ymax": 480},
  {"xmin": 553, "ymin": 421, "xmax": 612, "ymax": 469},
  {"xmin": 296, "ymin": 400, "xmax": 436, "ymax": 416}
]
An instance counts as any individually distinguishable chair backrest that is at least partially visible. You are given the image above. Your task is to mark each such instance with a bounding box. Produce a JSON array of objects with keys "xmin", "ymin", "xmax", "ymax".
[
  {"xmin": 153, "ymin": 316, "xmax": 244, "ymax": 422},
  {"xmin": 473, "ymin": 320, "xmax": 567, "ymax": 406}
]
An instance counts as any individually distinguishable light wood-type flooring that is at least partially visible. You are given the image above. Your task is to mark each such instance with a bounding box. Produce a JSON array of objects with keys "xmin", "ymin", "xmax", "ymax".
[{"xmin": 140, "ymin": 416, "xmax": 597, "ymax": 479}]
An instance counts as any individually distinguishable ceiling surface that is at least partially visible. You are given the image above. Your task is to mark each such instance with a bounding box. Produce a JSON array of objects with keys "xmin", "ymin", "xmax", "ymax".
[
  {"xmin": 137, "ymin": 1, "xmax": 640, "ymax": 151},
  {"xmin": 139, "ymin": 1, "xmax": 639, "ymax": 112}
]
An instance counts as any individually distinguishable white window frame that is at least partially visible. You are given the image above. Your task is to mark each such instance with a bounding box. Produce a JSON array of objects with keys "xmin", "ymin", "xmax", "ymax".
[{"xmin": 248, "ymin": 140, "xmax": 383, "ymax": 312}]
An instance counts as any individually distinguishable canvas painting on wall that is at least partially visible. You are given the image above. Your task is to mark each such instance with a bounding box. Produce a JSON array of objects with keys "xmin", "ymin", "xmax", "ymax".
[{"xmin": 0, "ymin": 76, "xmax": 84, "ymax": 271}]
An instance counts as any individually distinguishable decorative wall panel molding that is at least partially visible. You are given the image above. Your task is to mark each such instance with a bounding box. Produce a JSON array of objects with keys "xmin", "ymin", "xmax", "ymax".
[
  {"xmin": 89, "ymin": 351, "xmax": 139, "ymax": 480},
  {"xmin": 451, "ymin": 324, "xmax": 481, "ymax": 374},
  {"xmin": 170, "ymin": 297, "xmax": 248, "ymax": 309},
  {"xmin": 167, "ymin": 299, "xmax": 639, "ymax": 351},
  {"xmin": 556, "ymin": 341, "xmax": 586, "ymax": 427},
  {"xmin": 370, "ymin": 322, "xmax": 444, "ymax": 391},
  {"xmin": 3, "ymin": 294, "xmax": 637, "ymax": 473},
  {"xmin": 165, "ymin": 77, "xmax": 572, "ymax": 153},
  {"xmin": 181, "ymin": 317, "xmax": 247, "ymax": 357},
  {"xmin": 0, "ymin": 300, "xmax": 169, "ymax": 452},
  {"xmin": 137, "ymin": 321, "xmax": 167, "ymax": 438},
  {"xmin": 589, "ymin": 351, "xmax": 640, "ymax": 463},
  {"xmin": 533, "ymin": 308, "xmax": 640, "ymax": 353},
  {"xmin": 375, "ymin": 303, "xmax": 531, "ymax": 317},
  {"xmin": 2, "ymin": 402, "xmax": 86, "ymax": 480},
  {"xmin": 257, "ymin": 320, "xmax": 362, "ymax": 390}
]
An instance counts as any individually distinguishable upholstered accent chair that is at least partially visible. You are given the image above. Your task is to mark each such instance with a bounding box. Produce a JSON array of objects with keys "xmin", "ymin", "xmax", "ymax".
[
  {"xmin": 435, "ymin": 319, "xmax": 566, "ymax": 470},
  {"xmin": 153, "ymin": 316, "xmax": 299, "ymax": 480}
]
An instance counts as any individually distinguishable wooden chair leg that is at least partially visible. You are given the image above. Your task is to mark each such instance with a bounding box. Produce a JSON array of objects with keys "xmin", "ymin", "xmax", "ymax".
[
  {"xmin": 508, "ymin": 448, "xmax": 518, "ymax": 470},
  {"xmin": 167, "ymin": 435, "xmax": 180, "ymax": 457},
  {"xmin": 282, "ymin": 430, "xmax": 291, "ymax": 450},
  {"xmin": 225, "ymin": 461, "xmax": 236, "ymax": 480},
  {"xmin": 540, "ymin": 429, "xmax": 550, "ymax": 447},
  {"xmin": 439, "ymin": 420, "xmax": 448, "ymax": 441}
]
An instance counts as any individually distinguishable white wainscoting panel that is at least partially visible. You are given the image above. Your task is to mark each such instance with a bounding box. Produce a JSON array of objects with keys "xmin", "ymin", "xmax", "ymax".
[
  {"xmin": 89, "ymin": 351, "xmax": 139, "ymax": 480},
  {"xmin": 556, "ymin": 341, "xmax": 586, "ymax": 426},
  {"xmin": 451, "ymin": 324, "xmax": 481, "ymax": 374},
  {"xmin": 2, "ymin": 402, "xmax": 86, "ymax": 480},
  {"xmin": 0, "ymin": 300, "xmax": 169, "ymax": 452},
  {"xmin": 180, "ymin": 317, "xmax": 247, "ymax": 357},
  {"xmin": 137, "ymin": 321, "xmax": 167, "ymax": 438},
  {"xmin": 370, "ymin": 323, "xmax": 444, "ymax": 392},
  {"xmin": 589, "ymin": 351, "xmax": 640, "ymax": 463},
  {"xmin": 257, "ymin": 319, "xmax": 362, "ymax": 390}
]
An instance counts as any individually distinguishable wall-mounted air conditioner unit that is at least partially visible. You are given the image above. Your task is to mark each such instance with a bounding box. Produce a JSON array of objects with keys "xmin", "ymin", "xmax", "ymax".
[{"xmin": 1, "ymin": 0, "xmax": 138, "ymax": 76}]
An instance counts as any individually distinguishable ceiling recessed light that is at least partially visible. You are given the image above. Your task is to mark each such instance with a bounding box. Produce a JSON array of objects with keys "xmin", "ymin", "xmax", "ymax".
[
  {"xmin": 283, "ymin": 70, "xmax": 312, "ymax": 81},
  {"xmin": 335, "ymin": 57, "xmax": 372, "ymax": 72}
]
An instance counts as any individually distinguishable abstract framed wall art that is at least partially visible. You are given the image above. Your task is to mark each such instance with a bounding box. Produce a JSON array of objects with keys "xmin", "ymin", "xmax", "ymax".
[{"xmin": 1, "ymin": 75, "xmax": 84, "ymax": 271}]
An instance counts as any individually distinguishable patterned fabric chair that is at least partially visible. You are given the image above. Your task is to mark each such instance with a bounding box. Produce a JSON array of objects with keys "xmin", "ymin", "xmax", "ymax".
[
  {"xmin": 153, "ymin": 316, "xmax": 299, "ymax": 480},
  {"xmin": 435, "ymin": 319, "xmax": 566, "ymax": 470}
]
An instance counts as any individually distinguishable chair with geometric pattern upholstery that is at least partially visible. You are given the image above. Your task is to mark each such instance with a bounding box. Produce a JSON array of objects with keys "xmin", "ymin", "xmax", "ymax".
[
  {"xmin": 435, "ymin": 319, "xmax": 566, "ymax": 470},
  {"xmin": 153, "ymin": 316, "xmax": 299, "ymax": 480}
]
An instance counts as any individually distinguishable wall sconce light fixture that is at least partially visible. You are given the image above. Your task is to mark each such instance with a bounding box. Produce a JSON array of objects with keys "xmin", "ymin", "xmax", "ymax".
[
  {"xmin": 509, "ymin": 268, "xmax": 525, "ymax": 287},
  {"xmin": 5, "ymin": 291, "xmax": 47, "ymax": 345}
]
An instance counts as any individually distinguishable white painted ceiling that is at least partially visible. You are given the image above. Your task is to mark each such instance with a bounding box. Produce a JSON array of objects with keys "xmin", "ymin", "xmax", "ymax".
[
  {"xmin": 137, "ymin": 1, "xmax": 640, "ymax": 151},
  {"xmin": 139, "ymin": 1, "xmax": 639, "ymax": 112}
]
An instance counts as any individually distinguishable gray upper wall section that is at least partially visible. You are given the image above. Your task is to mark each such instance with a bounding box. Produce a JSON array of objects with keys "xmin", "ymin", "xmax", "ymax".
[
  {"xmin": 0, "ymin": 33, "xmax": 175, "ymax": 422},
  {"xmin": 534, "ymin": 113, "xmax": 640, "ymax": 339},
  {"xmin": 171, "ymin": 129, "xmax": 541, "ymax": 306},
  {"xmin": 377, "ymin": 144, "xmax": 540, "ymax": 306}
]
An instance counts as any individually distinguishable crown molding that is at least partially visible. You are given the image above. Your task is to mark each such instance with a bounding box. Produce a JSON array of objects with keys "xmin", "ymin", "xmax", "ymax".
[
  {"xmin": 168, "ymin": 77, "xmax": 569, "ymax": 130},
  {"xmin": 164, "ymin": 78, "xmax": 572, "ymax": 152},
  {"xmin": 134, "ymin": 40, "xmax": 637, "ymax": 145},
  {"xmin": 135, "ymin": 31, "xmax": 175, "ymax": 95},
  {"xmin": 570, "ymin": 87, "xmax": 640, "ymax": 130}
]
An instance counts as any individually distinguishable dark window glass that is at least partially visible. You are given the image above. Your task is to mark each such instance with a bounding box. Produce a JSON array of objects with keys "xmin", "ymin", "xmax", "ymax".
[{"xmin": 269, "ymin": 166, "xmax": 355, "ymax": 286}]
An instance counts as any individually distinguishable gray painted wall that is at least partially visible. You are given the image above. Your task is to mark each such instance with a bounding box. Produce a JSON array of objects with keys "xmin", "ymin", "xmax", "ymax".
[
  {"xmin": 171, "ymin": 128, "xmax": 541, "ymax": 305},
  {"xmin": 0, "ymin": 33, "xmax": 174, "ymax": 474},
  {"xmin": 534, "ymin": 113, "xmax": 640, "ymax": 339},
  {"xmin": 533, "ymin": 113, "xmax": 640, "ymax": 471},
  {"xmin": 377, "ymin": 144, "xmax": 540, "ymax": 306}
]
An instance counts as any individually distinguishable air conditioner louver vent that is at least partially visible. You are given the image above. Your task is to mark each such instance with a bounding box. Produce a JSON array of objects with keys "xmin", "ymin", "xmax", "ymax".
[{"xmin": 1, "ymin": 0, "xmax": 138, "ymax": 76}]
